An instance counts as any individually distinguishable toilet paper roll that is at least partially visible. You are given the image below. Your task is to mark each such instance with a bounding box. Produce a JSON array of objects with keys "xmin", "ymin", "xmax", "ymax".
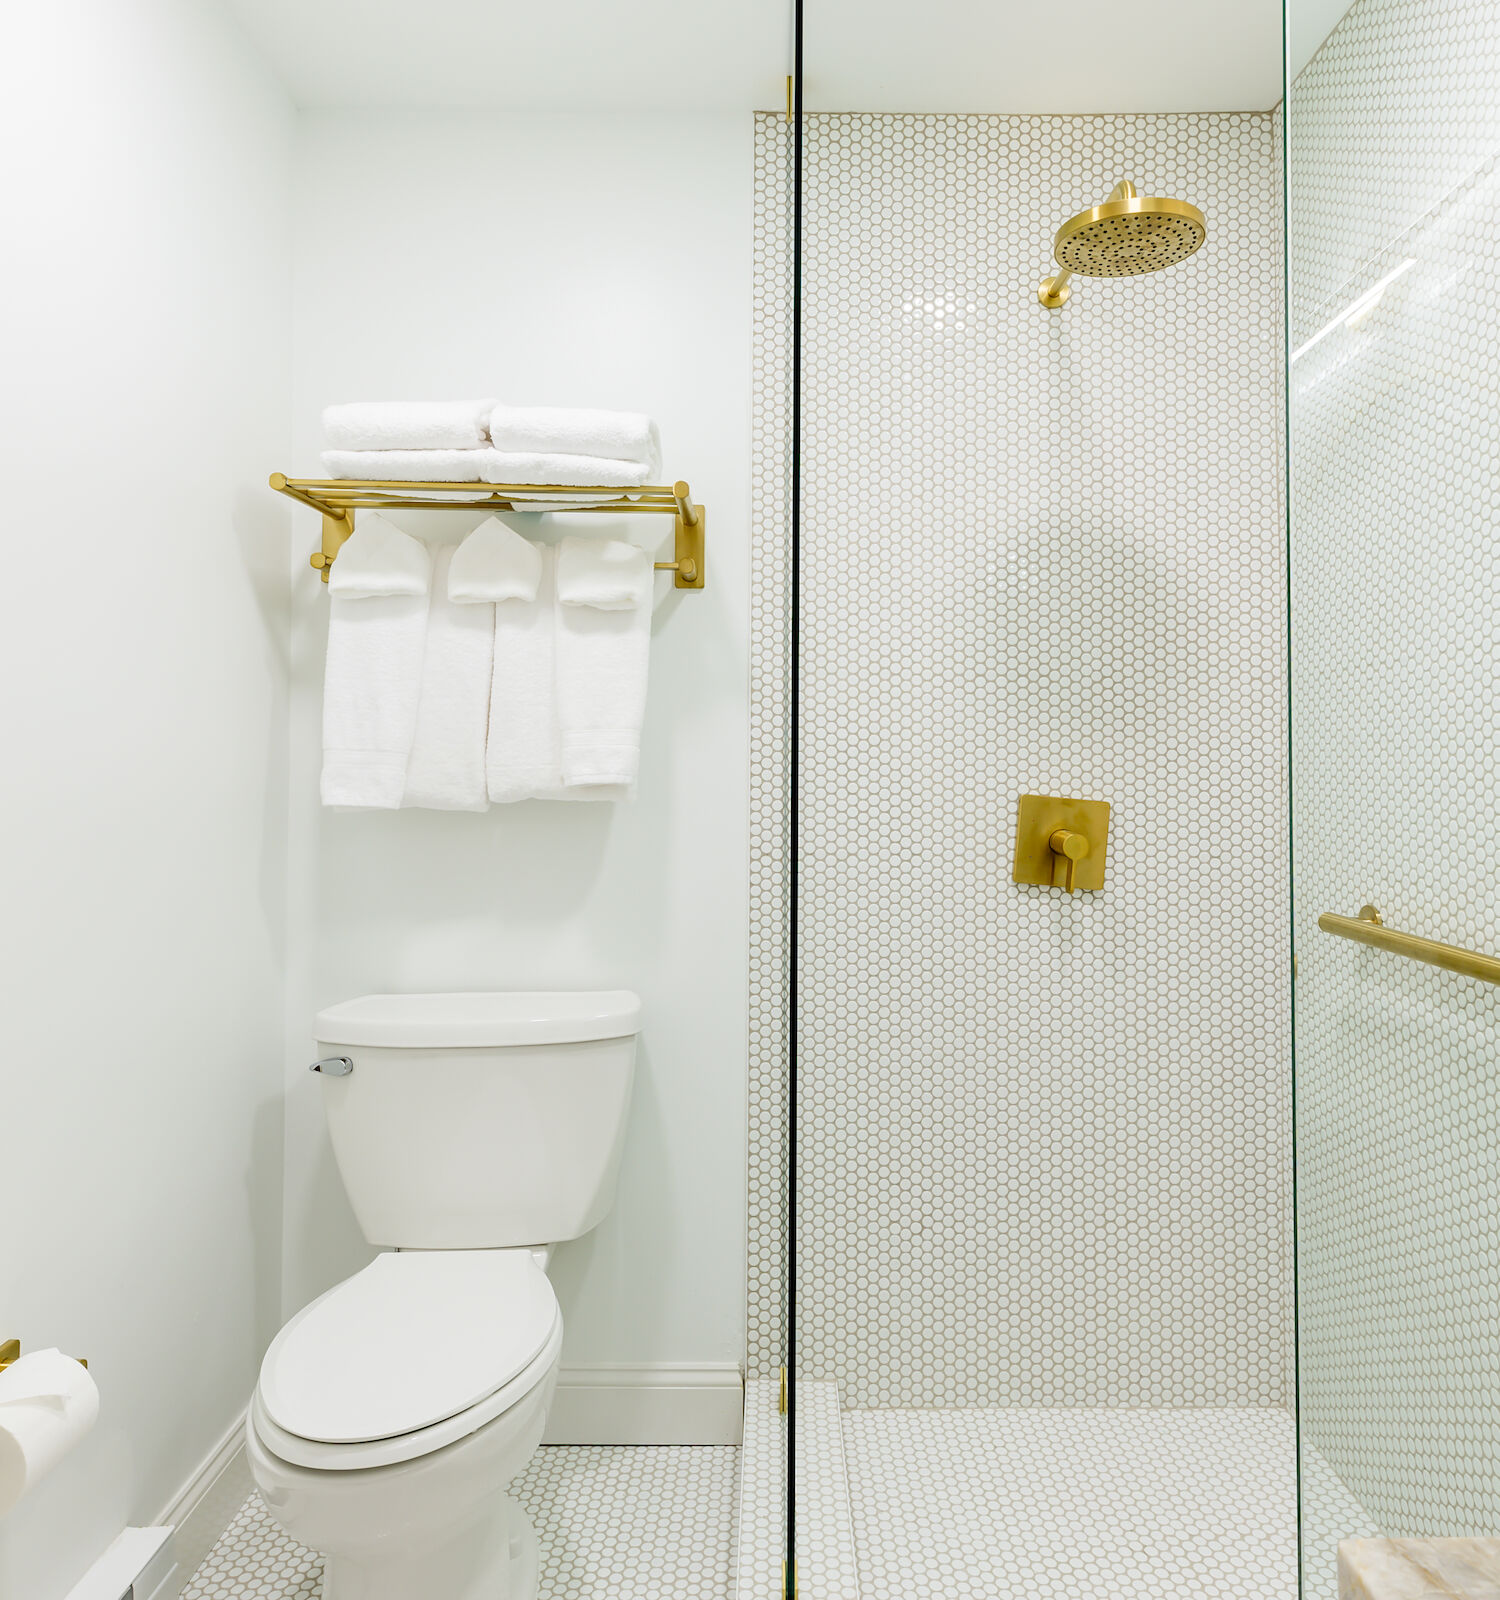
[{"xmin": 0, "ymin": 1349, "xmax": 99, "ymax": 1517}]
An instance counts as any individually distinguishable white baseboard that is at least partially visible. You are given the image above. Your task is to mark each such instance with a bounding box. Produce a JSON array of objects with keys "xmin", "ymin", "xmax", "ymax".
[
  {"xmin": 543, "ymin": 1363, "xmax": 744, "ymax": 1446},
  {"xmin": 63, "ymin": 1527, "xmax": 174, "ymax": 1600},
  {"xmin": 147, "ymin": 1411, "xmax": 251, "ymax": 1600}
]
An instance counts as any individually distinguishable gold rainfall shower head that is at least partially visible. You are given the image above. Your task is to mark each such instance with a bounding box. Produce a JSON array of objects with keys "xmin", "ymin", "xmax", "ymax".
[{"xmin": 1037, "ymin": 180, "xmax": 1206, "ymax": 309}]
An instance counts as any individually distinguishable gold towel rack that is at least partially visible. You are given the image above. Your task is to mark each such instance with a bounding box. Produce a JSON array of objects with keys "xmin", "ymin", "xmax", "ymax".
[
  {"xmin": 1317, "ymin": 904, "xmax": 1500, "ymax": 986},
  {"xmin": 268, "ymin": 475, "xmax": 706, "ymax": 590}
]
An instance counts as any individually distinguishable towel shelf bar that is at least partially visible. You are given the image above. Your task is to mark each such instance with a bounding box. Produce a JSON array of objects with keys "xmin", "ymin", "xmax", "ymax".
[
  {"xmin": 268, "ymin": 474, "xmax": 706, "ymax": 590},
  {"xmin": 1317, "ymin": 904, "xmax": 1500, "ymax": 985}
]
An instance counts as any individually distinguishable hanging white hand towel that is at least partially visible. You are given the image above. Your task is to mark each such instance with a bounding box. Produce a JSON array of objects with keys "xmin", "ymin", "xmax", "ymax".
[
  {"xmin": 557, "ymin": 536, "xmax": 654, "ymax": 611},
  {"xmin": 485, "ymin": 545, "xmax": 631, "ymax": 804},
  {"xmin": 555, "ymin": 565, "xmax": 653, "ymax": 790},
  {"xmin": 403, "ymin": 545, "xmax": 493, "ymax": 811},
  {"xmin": 328, "ymin": 511, "xmax": 432, "ymax": 598},
  {"xmin": 323, "ymin": 399, "xmax": 495, "ymax": 451},
  {"xmin": 321, "ymin": 593, "xmax": 428, "ymax": 809},
  {"xmin": 488, "ymin": 406, "xmax": 661, "ymax": 475},
  {"xmin": 449, "ymin": 516, "xmax": 543, "ymax": 604}
]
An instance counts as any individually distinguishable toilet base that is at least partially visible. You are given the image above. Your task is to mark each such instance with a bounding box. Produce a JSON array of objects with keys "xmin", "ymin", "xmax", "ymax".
[
  {"xmin": 247, "ymin": 1341, "xmax": 559, "ymax": 1600},
  {"xmin": 321, "ymin": 1492, "xmax": 538, "ymax": 1600}
]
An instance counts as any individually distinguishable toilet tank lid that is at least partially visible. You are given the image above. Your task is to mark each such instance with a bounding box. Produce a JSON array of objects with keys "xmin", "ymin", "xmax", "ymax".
[{"xmin": 314, "ymin": 990, "xmax": 642, "ymax": 1048}]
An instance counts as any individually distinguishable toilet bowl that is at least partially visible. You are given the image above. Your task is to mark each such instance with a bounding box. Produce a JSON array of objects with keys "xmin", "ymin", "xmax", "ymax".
[
  {"xmin": 248, "ymin": 1249, "xmax": 562, "ymax": 1600},
  {"xmin": 247, "ymin": 991, "xmax": 640, "ymax": 1600}
]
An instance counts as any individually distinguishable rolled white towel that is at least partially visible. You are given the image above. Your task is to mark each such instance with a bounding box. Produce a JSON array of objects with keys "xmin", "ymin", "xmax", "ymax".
[
  {"xmin": 328, "ymin": 511, "xmax": 431, "ymax": 599},
  {"xmin": 476, "ymin": 450, "xmax": 653, "ymax": 489},
  {"xmin": 403, "ymin": 545, "xmax": 493, "ymax": 812},
  {"xmin": 557, "ymin": 536, "xmax": 653, "ymax": 611},
  {"xmin": 449, "ymin": 516, "xmax": 543, "ymax": 604},
  {"xmin": 323, "ymin": 399, "xmax": 495, "ymax": 451},
  {"xmin": 321, "ymin": 449, "xmax": 484, "ymax": 483},
  {"xmin": 489, "ymin": 405, "xmax": 660, "ymax": 474}
]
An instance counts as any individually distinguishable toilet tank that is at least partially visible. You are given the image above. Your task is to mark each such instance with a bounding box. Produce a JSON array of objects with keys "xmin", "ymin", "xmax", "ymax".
[{"xmin": 311, "ymin": 991, "xmax": 640, "ymax": 1250}]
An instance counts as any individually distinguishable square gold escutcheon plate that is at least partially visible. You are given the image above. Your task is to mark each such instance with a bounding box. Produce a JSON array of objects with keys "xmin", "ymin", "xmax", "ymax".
[{"xmin": 1012, "ymin": 794, "xmax": 1111, "ymax": 892}]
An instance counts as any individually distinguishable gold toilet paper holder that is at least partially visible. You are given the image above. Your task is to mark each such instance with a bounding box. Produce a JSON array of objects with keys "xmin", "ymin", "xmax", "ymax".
[{"xmin": 0, "ymin": 1338, "xmax": 87, "ymax": 1372}]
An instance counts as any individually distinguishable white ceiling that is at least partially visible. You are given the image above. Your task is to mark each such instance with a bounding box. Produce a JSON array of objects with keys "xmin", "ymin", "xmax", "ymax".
[{"xmin": 223, "ymin": 0, "xmax": 1352, "ymax": 115}]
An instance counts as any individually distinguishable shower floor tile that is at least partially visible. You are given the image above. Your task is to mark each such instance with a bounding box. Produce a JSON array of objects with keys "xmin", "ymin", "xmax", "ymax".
[
  {"xmin": 794, "ymin": 1381, "xmax": 860, "ymax": 1600},
  {"xmin": 736, "ymin": 1378, "xmax": 786, "ymax": 1600},
  {"xmin": 839, "ymin": 1406, "xmax": 1297, "ymax": 1600},
  {"xmin": 181, "ymin": 1444, "xmax": 740, "ymax": 1599}
]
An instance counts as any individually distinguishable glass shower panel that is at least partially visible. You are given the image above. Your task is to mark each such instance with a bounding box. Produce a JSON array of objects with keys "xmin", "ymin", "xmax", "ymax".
[
  {"xmin": 1288, "ymin": 2, "xmax": 1500, "ymax": 1596},
  {"xmin": 748, "ymin": 84, "xmax": 797, "ymax": 1600}
]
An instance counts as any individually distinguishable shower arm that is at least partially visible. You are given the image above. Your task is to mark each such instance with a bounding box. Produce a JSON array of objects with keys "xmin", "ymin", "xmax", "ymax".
[{"xmin": 1038, "ymin": 180, "xmax": 1137, "ymax": 309}]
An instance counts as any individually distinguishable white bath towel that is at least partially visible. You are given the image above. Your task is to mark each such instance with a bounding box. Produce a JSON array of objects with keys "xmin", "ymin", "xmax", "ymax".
[
  {"xmin": 321, "ymin": 449, "xmax": 484, "ymax": 483},
  {"xmin": 327, "ymin": 511, "xmax": 432, "ymax": 599},
  {"xmin": 498, "ymin": 493, "xmax": 633, "ymax": 513},
  {"xmin": 476, "ymin": 450, "xmax": 654, "ymax": 489},
  {"xmin": 555, "ymin": 578, "xmax": 653, "ymax": 789},
  {"xmin": 489, "ymin": 406, "xmax": 661, "ymax": 474},
  {"xmin": 450, "ymin": 517, "xmax": 543, "ymax": 604},
  {"xmin": 322, "ymin": 591, "xmax": 428, "ymax": 809},
  {"xmin": 557, "ymin": 536, "xmax": 653, "ymax": 611},
  {"xmin": 403, "ymin": 545, "xmax": 493, "ymax": 812},
  {"xmin": 323, "ymin": 399, "xmax": 495, "ymax": 452},
  {"xmin": 485, "ymin": 545, "xmax": 630, "ymax": 804},
  {"xmin": 486, "ymin": 542, "xmax": 559, "ymax": 803}
]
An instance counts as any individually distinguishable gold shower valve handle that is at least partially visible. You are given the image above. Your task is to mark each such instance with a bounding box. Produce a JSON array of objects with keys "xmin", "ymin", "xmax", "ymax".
[
  {"xmin": 1012, "ymin": 795, "xmax": 1110, "ymax": 893},
  {"xmin": 1048, "ymin": 828, "xmax": 1089, "ymax": 893}
]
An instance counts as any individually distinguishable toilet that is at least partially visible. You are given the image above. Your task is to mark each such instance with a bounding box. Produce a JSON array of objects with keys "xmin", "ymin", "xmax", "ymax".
[{"xmin": 245, "ymin": 990, "xmax": 641, "ymax": 1600}]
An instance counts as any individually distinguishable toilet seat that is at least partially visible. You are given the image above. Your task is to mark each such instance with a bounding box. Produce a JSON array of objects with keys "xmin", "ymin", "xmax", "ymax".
[
  {"xmin": 254, "ymin": 1249, "xmax": 562, "ymax": 1470},
  {"xmin": 250, "ymin": 1317, "xmax": 562, "ymax": 1470}
]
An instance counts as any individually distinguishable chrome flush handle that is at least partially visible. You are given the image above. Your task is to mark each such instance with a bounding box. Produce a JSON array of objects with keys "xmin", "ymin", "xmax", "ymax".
[{"xmin": 309, "ymin": 1056, "xmax": 354, "ymax": 1077}]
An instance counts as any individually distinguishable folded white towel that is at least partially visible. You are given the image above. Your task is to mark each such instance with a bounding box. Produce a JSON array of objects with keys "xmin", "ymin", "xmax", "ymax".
[
  {"xmin": 328, "ymin": 511, "xmax": 432, "ymax": 598},
  {"xmin": 489, "ymin": 406, "xmax": 661, "ymax": 474},
  {"xmin": 403, "ymin": 545, "xmax": 493, "ymax": 812},
  {"xmin": 323, "ymin": 400, "xmax": 495, "ymax": 452},
  {"xmin": 557, "ymin": 536, "xmax": 654, "ymax": 611},
  {"xmin": 476, "ymin": 450, "xmax": 653, "ymax": 489},
  {"xmin": 322, "ymin": 449, "xmax": 484, "ymax": 483},
  {"xmin": 499, "ymin": 493, "xmax": 633, "ymax": 513},
  {"xmin": 450, "ymin": 516, "xmax": 543, "ymax": 604},
  {"xmin": 322, "ymin": 591, "xmax": 428, "ymax": 809},
  {"xmin": 484, "ymin": 545, "xmax": 631, "ymax": 803},
  {"xmin": 555, "ymin": 576, "xmax": 653, "ymax": 789}
]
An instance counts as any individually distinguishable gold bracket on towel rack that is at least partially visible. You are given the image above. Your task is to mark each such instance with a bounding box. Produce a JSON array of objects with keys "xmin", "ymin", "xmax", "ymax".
[
  {"xmin": 653, "ymin": 481, "xmax": 705, "ymax": 589},
  {"xmin": 313, "ymin": 508, "xmax": 355, "ymax": 579},
  {"xmin": 268, "ymin": 473, "xmax": 706, "ymax": 589},
  {"xmin": 0, "ymin": 1338, "xmax": 88, "ymax": 1373}
]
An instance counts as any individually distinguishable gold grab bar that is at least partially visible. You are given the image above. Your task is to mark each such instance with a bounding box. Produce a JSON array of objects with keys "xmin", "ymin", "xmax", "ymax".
[{"xmin": 1317, "ymin": 904, "xmax": 1500, "ymax": 986}]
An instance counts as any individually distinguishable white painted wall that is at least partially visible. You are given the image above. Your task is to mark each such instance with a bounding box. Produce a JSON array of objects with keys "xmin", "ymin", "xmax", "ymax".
[
  {"xmin": 283, "ymin": 112, "xmax": 751, "ymax": 1377},
  {"xmin": 0, "ymin": 3, "xmax": 292, "ymax": 1596}
]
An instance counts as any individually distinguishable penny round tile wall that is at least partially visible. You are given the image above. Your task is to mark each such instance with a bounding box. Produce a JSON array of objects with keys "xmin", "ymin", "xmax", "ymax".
[
  {"xmin": 1289, "ymin": 0, "xmax": 1500, "ymax": 1551},
  {"xmin": 751, "ymin": 113, "xmax": 1291, "ymax": 1406},
  {"xmin": 748, "ymin": 116, "xmax": 795, "ymax": 1380}
]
